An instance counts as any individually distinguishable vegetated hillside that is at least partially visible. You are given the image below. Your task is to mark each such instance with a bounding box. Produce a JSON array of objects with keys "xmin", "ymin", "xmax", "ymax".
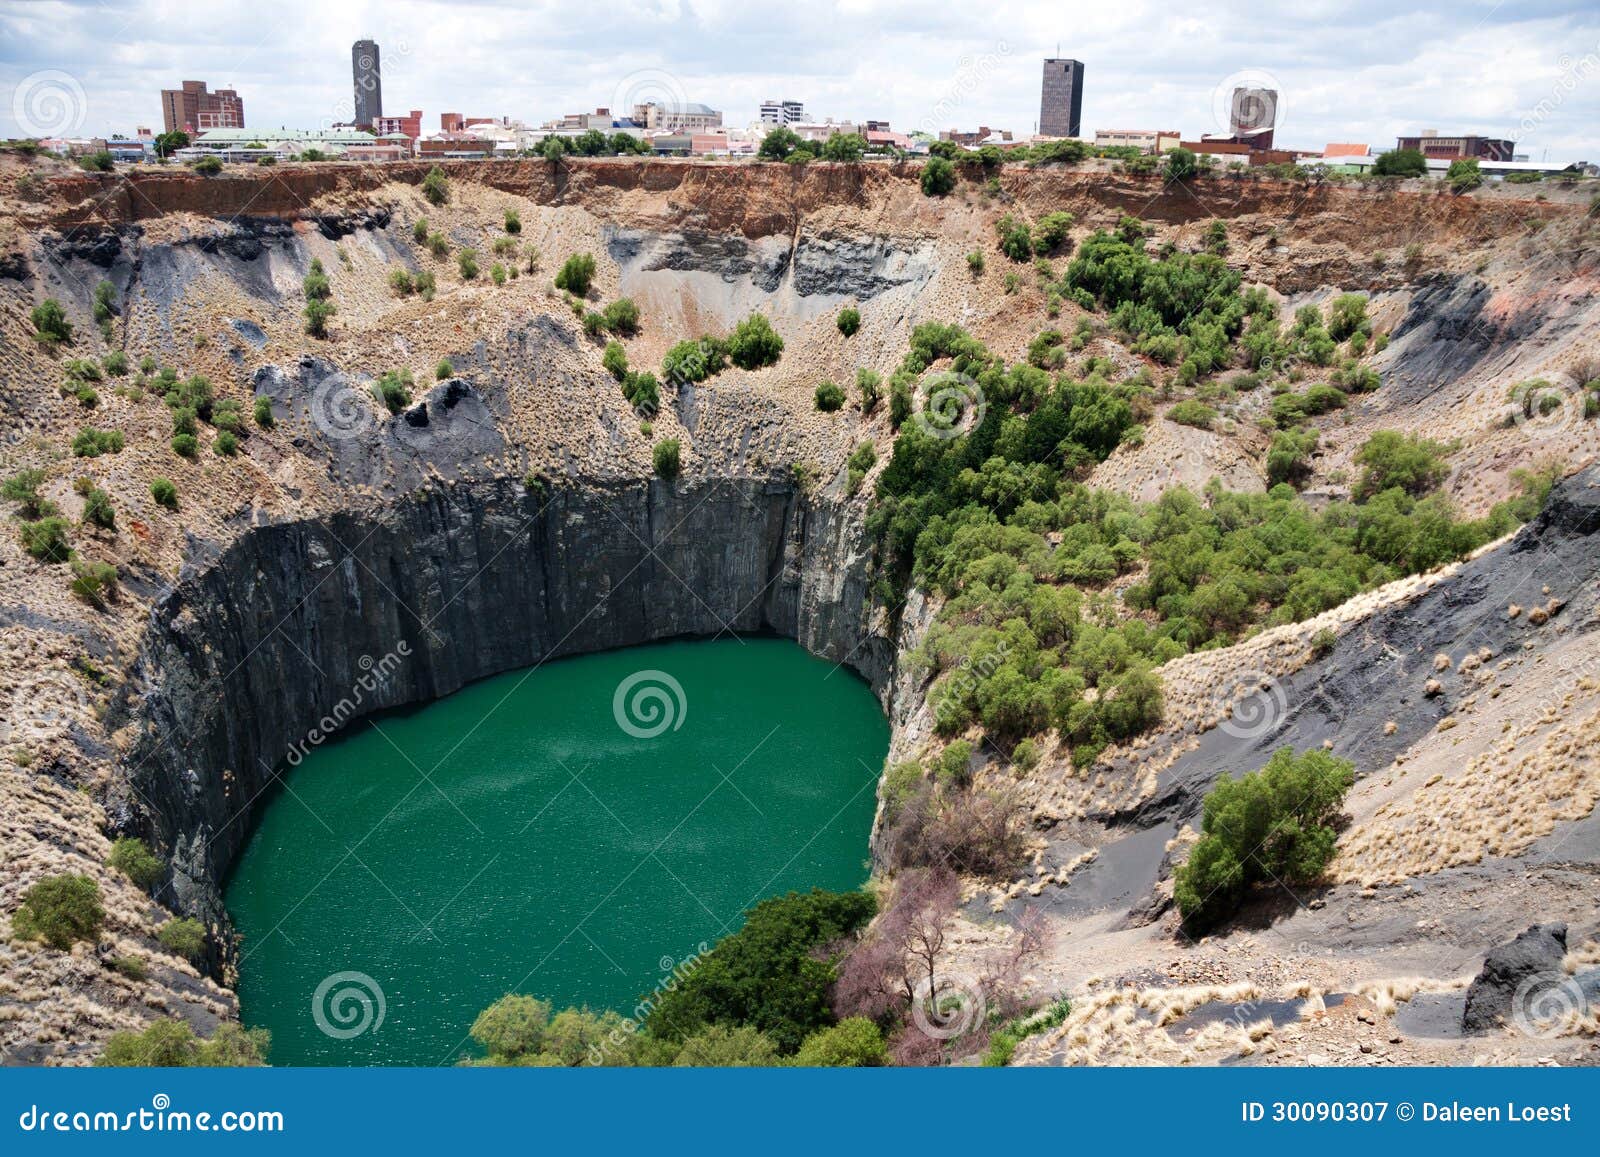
[{"xmin": 0, "ymin": 150, "xmax": 1596, "ymax": 1066}]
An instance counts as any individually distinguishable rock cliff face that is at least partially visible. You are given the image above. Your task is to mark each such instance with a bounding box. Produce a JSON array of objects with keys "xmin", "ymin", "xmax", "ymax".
[{"xmin": 111, "ymin": 475, "xmax": 893, "ymax": 938}]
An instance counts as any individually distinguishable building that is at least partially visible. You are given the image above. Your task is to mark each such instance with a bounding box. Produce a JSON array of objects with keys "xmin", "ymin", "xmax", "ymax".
[
  {"xmin": 1039, "ymin": 58, "xmax": 1084, "ymax": 138},
  {"xmin": 1227, "ymin": 86, "xmax": 1277, "ymax": 149},
  {"xmin": 1093, "ymin": 129, "xmax": 1181, "ymax": 154},
  {"xmin": 160, "ymin": 81, "xmax": 244, "ymax": 134},
  {"xmin": 792, "ymin": 119, "xmax": 858, "ymax": 143},
  {"xmin": 352, "ymin": 40, "xmax": 382, "ymax": 128},
  {"xmin": 939, "ymin": 126, "xmax": 1013, "ymax": 147},
  {"xmin": 1395, "ymin": 130, "xmax": 1515, "ymax": 161},
  {"xmin": 634, "ymin": 101, "xmax": 722, "ymax": 133},
  {"xmin": 374, "ymin": 110, "xmax": 423, "ymax": 141},
  {"xmin": 175, "ymin": 127, "xmax": 390, "ymax": 163},
  {"xmin": 759, "ymin": 99, "xmax": 805, "ymax": 126},
  {"xmin": 1180, "ymin": 139, "xmax": 1296, "ymax": 167},
  {"xmin": 865, "ymin": 129, "xmax": 911, "ymax": 152}
]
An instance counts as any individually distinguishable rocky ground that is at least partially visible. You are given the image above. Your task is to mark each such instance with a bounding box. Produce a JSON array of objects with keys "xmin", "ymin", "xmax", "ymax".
[{"xmin": 0, "ymin": 152, "xmax": 1597, "ymax": 1064}]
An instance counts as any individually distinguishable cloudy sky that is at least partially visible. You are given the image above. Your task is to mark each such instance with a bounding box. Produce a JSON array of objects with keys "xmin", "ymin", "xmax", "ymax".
[{"xmin": 3, "ymin": 0, "xmax": 1598, "ymax": 159}]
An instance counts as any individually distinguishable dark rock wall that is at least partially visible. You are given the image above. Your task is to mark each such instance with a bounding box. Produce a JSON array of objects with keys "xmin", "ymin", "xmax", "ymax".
[{"xmin": 111, "ymin": 475, "xmax": 891, "ymax": 927}]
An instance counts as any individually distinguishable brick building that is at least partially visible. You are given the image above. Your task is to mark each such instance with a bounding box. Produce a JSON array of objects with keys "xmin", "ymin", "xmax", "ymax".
[
  {"xmin": 160, "ymin": 81, "xmax": 244, "ymax": 134},
  {"xmin": 1395, "ymin": 131, "xmax": 1515, "ymax": 161}
]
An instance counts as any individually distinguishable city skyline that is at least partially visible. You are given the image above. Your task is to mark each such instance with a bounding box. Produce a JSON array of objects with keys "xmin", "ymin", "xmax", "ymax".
[{"xmin": 2, "ymin": 0, "xmax": 1598, "ymax": 159}]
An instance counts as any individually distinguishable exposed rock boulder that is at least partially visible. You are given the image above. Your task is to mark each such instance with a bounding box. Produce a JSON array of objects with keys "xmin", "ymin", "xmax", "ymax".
[{"xmin": 1461, "ymin": 922, "xmax": 1568, "ymax": 1034}]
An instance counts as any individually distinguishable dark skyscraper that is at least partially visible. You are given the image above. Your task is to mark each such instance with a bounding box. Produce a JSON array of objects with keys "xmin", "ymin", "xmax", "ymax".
[
  {"xmin": 352, "ymin": 39, "xmax": 383, "ymax": 128},
  {"xmin": 1039, "ymin": 58, "xmax": 1084, "ymax": 138}
]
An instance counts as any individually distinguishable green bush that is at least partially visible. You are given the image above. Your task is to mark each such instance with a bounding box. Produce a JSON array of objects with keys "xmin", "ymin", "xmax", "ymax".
[
  {"xmin": 457, "ymin": 248, "xmax": 479, "ymax": 280},
  {"xmin": 836, "ymin": 307, "xmax": 861, "ymax": 337},
  {"xmin": 1373, "ymin": 148, "xmax": 1427, "ymax": 178},
  {"xmin": 622, "ymin": 370, "xmax": 660, "ymax": 415},
  {"xmin": 645, "ymin": 888, "xmax": 875, "ymax": 1054},
  {"xmin": 1326, "ymin": 294, "xmax": 1370, "ymax": 342},
  {"xmin": 412, "ymin": 216, "xmax": 429, "ymax": 243},
  {"xmin": 11, "ymin": 874, "xmax": 103, "ymax": 949},
  {"xmin": 70, "ymin": 558, "xmax": 117, "ymax": 603},
  {"xmin": 373, "ymin": 369, "xmax": 413, "ymax": 414},
  {"xmin": 422, "ymin": 165, "xmax": 450, "ymax": 205},
  {"xmin": 1265, "ymin": 426, "xmax": 1318, "ymax": 487},
  {"xmin": 150, "ymin": 477, "xmax": 178, "ymax": 509},
  {"xmin": 72, "ymin": 428, "xmax": 125, "ymax": 457},
  {"xmin": 814, "ymin": 380, "xmax": 846, "ymax": 411},
  {"xmin": 253, "ymin": 396, "xmax": 274, "ymax": 427},
  {"xmin": 792, "ymin": 1018, "xmax": 886, "ymax": 1066},
  {"xmin": 672, "ymin": 1025, "xmax": 780, "ymax": 1067},
  {"xmin": 435, "ymin": 358, "xmax": 454, "ymax": 380},
  {"xmin": 102, "ymin": 350, "xmax": 128, "ymax": 376},
  {"xmin": 98, "ymin": 1020, "xmax": 269, "ymax": 1067},
  {"xmin": 662, "ymin": 338, "xmax": 728, "ymax": 384},
  {"xmin": 966, "ymin": 250, "xmax": 985, "ymax": 274},
  {"xmin": 856, "ymin": 368, "xmax": 882, "ymax": 412},
  {"xmin": 602, "ymin": 298, "xmax": 640, "ymax": 335},
  {"xmin": 190, "ymin": 154, "xmax": 222, "ymax": 175},
  {"xmin": 212, "ymin": 431, "xmax": 238, "ymax": 456},
  {"xmin": 1033, "ymin": 211, "xmax": 1075, "ymax": 254},
  {"xmin": 81, "ymin": 486, "xmax": 115, "ymax": 529},
  {"xmin": 846, "ymin": 441, "xmax": 877, "ymax": 492},
  {"xmin": 2, "ymin": 469, "xmax": 52, "ymax": 518},
  {"xmin": 19, "ymin": 517, "xmax": 71, "ymax": 563},
  {"xmin": 157, "ymin": 917, "xmax": 206, "ymax": 961},
  {"xmin": 170, "ymin": 433, "xmax": 199, "ymax": 458},
  {"xmin": 1166, "ymin": 400, "xmax": 1217, "ymax": 430},
  {"xmin": 108, "ymin": 837, "xmax": 163, "ymax": 889},
  {"xmin": 652, "ymin": 438, "xmax": 681, "ymax": 479},
  {"xmin": 504, "ymin": 208, "xmax": 521, "ymax": 233},
  {"xmin": 602, "ymin": 341, "xmax": 628, "ymax": 380},
  {"xmin": 921, "ymin": 156, "xmax": 956, "ymax": 196},
  {"xmin": 727, "ymin": 313, "xmax": 784, "ymax": 370},
  {"xmin": 303, "ymin": 296, "xmax": 335, "ymax": 337},
  {"xmin": 996, "ymin": 214, "xmax": 1033, "ymax": 261},
  {"xmin": 554, "ymin": 253, "xmax": 597, "ymax": 296},
  {"xmin": 1174, "ymin": 748, "xmax": 1354, "ymax": 932},
  {"xmin": 1354, "ymin": 430, "xmax": 1450, "ymax": 499},
  {"xmin": 31, "ymin": 299, "xmax": 72, "ymax": 345},
  {"xmin": 1447, "ymin": 158, "xmax": 1482, "ymax": 192}
]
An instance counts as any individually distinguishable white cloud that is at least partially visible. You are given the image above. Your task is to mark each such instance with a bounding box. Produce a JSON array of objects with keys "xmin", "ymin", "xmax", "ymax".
[{"xmin": 1, "ymin": 0, "xmax": 1595, "ymax": 158}]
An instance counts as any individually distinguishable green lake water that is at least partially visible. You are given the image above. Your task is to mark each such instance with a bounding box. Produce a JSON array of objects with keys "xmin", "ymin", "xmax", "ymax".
[{"xmin": 225, "ymin": 637, "xmax": 889, "ymax": 1066}]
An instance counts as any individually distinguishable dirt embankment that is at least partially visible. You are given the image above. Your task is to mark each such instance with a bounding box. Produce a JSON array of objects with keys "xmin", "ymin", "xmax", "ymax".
[{"xmin": 19, "ymin": 156, "xmax": 1582, "ymax": 252}]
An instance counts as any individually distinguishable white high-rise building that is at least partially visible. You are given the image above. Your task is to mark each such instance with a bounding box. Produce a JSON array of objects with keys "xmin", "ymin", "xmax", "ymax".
[{"xmin": 759, "ymin": 99, "xmax": 805, "ymax": 126}]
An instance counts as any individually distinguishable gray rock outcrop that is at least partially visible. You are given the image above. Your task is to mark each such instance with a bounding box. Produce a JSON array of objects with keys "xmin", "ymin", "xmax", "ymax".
[{"xmin": 1462, "ymin": 922, "xmax": 1568, "ymax": 1034}]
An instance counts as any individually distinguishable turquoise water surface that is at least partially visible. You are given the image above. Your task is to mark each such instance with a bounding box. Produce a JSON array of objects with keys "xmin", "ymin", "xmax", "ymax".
[{"xmin": 225, "ymin": 637, "xmax": 888, "ymax": 1066}]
